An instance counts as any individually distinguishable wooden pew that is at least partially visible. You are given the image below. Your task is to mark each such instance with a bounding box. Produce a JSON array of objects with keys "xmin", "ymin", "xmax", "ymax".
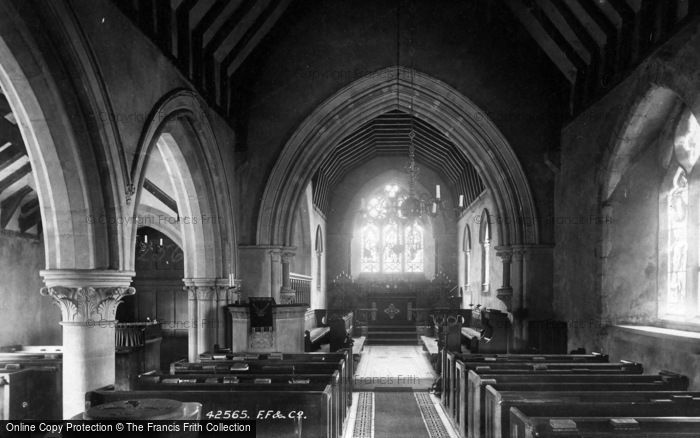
[
  {"xmin": 87, "ymin": 385, "xmax": 329, "ymax": 437},
  {"xmin": 486, "ymin": 390, "xmax": 700, "ymax": 438},
  {"xmin": 171, "ymin": 358, "xmax": 350, "ymax": 428},
  {"xmin": 0, "ymin": 367, "xmax": 61, "ymax": 420},
  {"xmin": 470, "ymin": 381, "xmax": 684, "ymax": 438},
  {"xmin": 136, "ymin": 372, "xmax": 342, "ymax": 438},
  {"xmin": 472, "ymin": 372, "xmax": 689, "ymax": 438},
  {"xmin": 0, "ymin": 351, "xmax": 63, "ymax": 420},
  {"xmin": 441, "ymin": 350, "xmax": 609, "ymax": 416},
  {"xmin": 451, "ymin": 360, "xmax": 643, "ymax": 438},
  {"xmin": 510, "ymin": 410, "xmax": 700, "ymax": 438},
  {"xmin": 445, "ymin": 355, "xmax": 629, "ymax": 434},
  {"xmin": 197, "ymin": 350, "xmax": 353, "ymax": 406},
  {"xmin": 199, "ymin": 349, "xmax": 354, "ymax": 397},
  {"xmin": 459, "ymin": 307, "xmax": 511, "ymax": 353}
]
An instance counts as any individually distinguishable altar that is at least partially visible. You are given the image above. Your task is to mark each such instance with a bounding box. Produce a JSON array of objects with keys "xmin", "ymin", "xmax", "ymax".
[{"xmin": 368, "ymin": 294, "xmax": 417, "ymax": 324}]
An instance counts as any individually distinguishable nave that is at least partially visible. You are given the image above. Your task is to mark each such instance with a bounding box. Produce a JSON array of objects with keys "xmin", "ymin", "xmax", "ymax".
[{"xmin": 2, "ymin": 0, "xmax": 700, "ymax": 436}]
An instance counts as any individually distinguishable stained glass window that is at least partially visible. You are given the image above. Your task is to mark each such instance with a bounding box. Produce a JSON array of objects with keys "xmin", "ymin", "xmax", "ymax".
[
  {"xmin": 382, "ymin": 221, "xmax": 401, "ymax": 272},
  {"xmin": 361, "ymin": 224, "xmax": 380, "ymax": 272},
  {"xmin": 667, "ymin": 167, "xmax": 688, "ymax": 311},
  {"xmin": 359, "ymin": 184, "xmax": 424, "ymax": 273}
]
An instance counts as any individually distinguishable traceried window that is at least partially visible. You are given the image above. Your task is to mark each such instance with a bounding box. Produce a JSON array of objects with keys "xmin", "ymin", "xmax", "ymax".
[
  {"xmin": 667, "ymin": 168, "xmax": 688, "ymax": 313},
  {"xmin": 659, "ymin": 109, "xmax": 700, "ymax": 321},
  {"xmin": 479, "ymin": 209, "xmax": 491, "ymax": 294},
  {"xmin": 359, "ymin": 184, "xmax": 424, "ymax": 273},
  {"xmin": 463, "ymin": 224, "xmax": 472, "ymax": 290},
  {"xmin": 361, "ymin": 224, "xmax": 380, "ymax": 272}
]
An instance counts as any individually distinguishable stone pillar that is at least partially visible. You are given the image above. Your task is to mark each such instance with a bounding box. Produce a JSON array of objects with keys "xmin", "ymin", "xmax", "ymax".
[
  {"xmin": 280, "ymin": 251, "xmax": 296, "ymax": 304},
  {"xmin": 216, "ymin": 279, "xmax": 241, "ymax": 349},
  {"xmin": 270, "ymin": 249, "xmax": 282, "ymax": 303},
  {"xmin": 184, "ymin": 284, "xmax": 199, "ymax": 362},
  {"xmin": 183, "ymin": 278, "xmax": 229, "ymax": 360},
  {"xmin": 40, "ymin": 269, "xmax": 135, "ymax": 419},
  {"xmin": 495, "ymin": 247, "xmax": 514, "ymax": 311}
]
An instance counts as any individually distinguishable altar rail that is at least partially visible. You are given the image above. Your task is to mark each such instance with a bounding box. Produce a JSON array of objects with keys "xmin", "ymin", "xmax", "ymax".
[{"xmin": 290, "ymin": 273, "xmax": 312, "ymax": 305}]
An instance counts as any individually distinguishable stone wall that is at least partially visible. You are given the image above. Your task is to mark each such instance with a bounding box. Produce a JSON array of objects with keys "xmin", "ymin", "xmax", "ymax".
[
  {"xmin": 555, "ymin": 19, "xmax": 700, "ymax": 372},
  {"xmin": 0, "ymin": 232, "xmax": 60, "ymax": 345}
]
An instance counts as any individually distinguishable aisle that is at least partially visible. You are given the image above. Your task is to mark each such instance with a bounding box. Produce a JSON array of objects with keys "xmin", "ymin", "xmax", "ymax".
[
  {"xmin": 350, "ymin": 391, "xmax": 453, "ymax": 438},
  {"xmin": 354, "ymin": 345, "xmax": 435, "ymax": 390},
  {"xmin": 345, "ymin": 345, "xmax": 459, "ymax": 438}
]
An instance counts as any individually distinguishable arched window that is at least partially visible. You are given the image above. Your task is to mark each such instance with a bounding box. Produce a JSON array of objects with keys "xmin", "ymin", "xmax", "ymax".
[
  {"xmin": 360, "ymin": 223, "xmax": 380, "ymax": 272},
  {"xmin": 479, "ymin": 209, "xmax": 491, "ymax": 294},
  {"xmin": 660, "ymin": 109, "xmax": 700, "ymax": 320},
  {"xmin": 463, "ymin": 224, "xmax": 472, "ymax": 290},
  {"xmin": 667, "ymin": 167, "xmax": 688, "ymax": 313},
  {"xmin": 315, "ymin": 226, "xmax": 323, "ymax": 291},
  {"xmin": 359, "ymin": 183, "xmax": 425, "ymax": 273}
]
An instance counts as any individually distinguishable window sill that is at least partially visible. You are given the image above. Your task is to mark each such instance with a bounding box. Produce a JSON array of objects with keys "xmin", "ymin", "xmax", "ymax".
[{"xmin": 612, "ymin": 325, "xmax": 700, "ymax": 354}]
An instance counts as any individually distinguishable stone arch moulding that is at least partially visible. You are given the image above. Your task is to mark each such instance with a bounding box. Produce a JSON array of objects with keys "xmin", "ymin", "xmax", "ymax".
[
  {"xmin": 258, "ymin": 66, "xmax": 539, "ymax": 250},
  {"xmin": 601, "ymin": 85, "xmax": 684, "ymax": 202},
  {"xmin": 0, "ymin": 7, "xmax": 110, "ymax": 270},
  {"xmin": 129, "ymin": 89, "xmax": 236, "ymax": 279}
]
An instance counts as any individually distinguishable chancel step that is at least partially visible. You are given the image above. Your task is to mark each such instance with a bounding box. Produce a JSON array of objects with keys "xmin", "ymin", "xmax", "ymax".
[{"xmin": 367, "ymin": 324, "xmax": 420, "ymax": 345}]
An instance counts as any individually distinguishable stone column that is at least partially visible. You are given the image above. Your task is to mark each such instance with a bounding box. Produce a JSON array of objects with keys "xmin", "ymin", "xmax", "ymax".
[
  {"xmin": 40, "ymin": 269, "xmax": 135, "ymax": 419},
  {"xmin": 216, "ymin": 279, "xmax": 241, "ymax": 349},
  {"xmin": 495, "ymin": 247, "xmax": 514, "ymax": 311},
  {"xmin": 183, "ymin": 283, "xmax": 199, "ymax": 362},
  {"xmin": 280, "ymin": 251, "xmax": 296, "ymax": 304},
  {"xmin": 183, "ymin": 278, "xmax": 226, "ymax": 360},
  {"xmin": 270, "ymin": 249, "xmax": 282, "ymax": 303}
]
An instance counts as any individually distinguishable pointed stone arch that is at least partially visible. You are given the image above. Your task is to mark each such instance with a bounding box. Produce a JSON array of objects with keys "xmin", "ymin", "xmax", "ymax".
[{"xmin": 258, "ymin": 67, "xmax": 539, "ymax": 250}]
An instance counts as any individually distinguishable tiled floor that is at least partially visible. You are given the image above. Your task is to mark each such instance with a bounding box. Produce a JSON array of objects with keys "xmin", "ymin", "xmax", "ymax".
[
  {"xmin": 342, "ymin": 345, "xmax": 460, "ymax": 438},
  {"xmin": 354, "ymin": 345, "xmax": 436, "ymax": 390}
]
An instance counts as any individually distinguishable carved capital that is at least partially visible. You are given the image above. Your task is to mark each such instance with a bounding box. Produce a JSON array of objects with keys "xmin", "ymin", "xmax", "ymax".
[
  {"xmin": 40, "ymin": 286, "xmax": 135, "ymax": 323},
  {"xmin": 195, "ymin": 286, "xmax": 217, "ymax": 301},
  {"xmin": 281, "ymin": 252, "xmax": 295, "ymax": 264},
  {"xmin": 496, "ymin": 249, "xmax": 513, "ymax": 263},
  {"xmin": 183, "ymin": 286, "xmax": 197, "ymax": 300}
]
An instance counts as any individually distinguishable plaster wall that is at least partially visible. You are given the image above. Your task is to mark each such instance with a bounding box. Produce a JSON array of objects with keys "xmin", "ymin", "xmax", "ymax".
[
  {"xmin": 0, "ymin": 232, "xmax": 60, "ymax": 345},
  {"xmin": 555, "ymin": 20, "xmax": 700, "ymax": 365},
  {"xmin": 456, "ymin": 192, "xmax": 505, "ymax": 312}
]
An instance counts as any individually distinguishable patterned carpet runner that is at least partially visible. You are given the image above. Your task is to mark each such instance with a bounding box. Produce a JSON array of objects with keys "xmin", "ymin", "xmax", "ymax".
[{"xmin": 352, "ymin": 391, "xmax": 450, "ymax": 438}]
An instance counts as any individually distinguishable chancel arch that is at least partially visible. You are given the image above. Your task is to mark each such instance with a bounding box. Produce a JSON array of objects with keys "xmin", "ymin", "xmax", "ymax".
[
  {"xmin": 259, "ymin": 68, "xmax": 546, "ymax": 327},
  {"xmin": 258, "ymin": 67, "xmax": 539, "ymax": 250}
]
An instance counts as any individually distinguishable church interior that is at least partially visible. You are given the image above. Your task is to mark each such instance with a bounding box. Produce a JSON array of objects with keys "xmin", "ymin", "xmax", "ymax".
[{"xmin": 1, "ymin": 0, "xmax": 700, "ymax": 436}]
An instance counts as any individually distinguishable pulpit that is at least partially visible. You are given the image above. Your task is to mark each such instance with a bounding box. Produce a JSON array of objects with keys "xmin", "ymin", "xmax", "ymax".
[{"xmin": 227, "ymin": 303, "xmax": 307, "ymax": 353}]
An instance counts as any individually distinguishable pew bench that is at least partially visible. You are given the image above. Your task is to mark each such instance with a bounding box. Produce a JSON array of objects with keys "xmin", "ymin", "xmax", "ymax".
[
  {"xmin": 510, "ymin": 410, "xmax": 700, "ymax": 438},
  {"xmin": 0, "ymin": 367, "xmax": 61, "ymax": 420},
  {"xmin": 444, "ymin": 354, "xmax": 636, "ymax": 432},
  {"xmin": 0, "ymin": 353, "xmax": 63, "ymax": 420},
  {"xmin": 486, "ymin": 390, "xmax": 700, "ymax": 438},
  {"xmin": 87, "ymin": 385, "xmax": 331, "ymax": 438},
  {"xmin": 469, "ymin": 381, "xmax": 686, "ymax": 438},
  {"xmin": 170, "ymin": 357, "xmax": 351, "ymax": 426},
  {"xmin": 195, "ymin": 349, "xmax": 354, "ymax": 400},
  {"xmin": 468, "ymin": 371, "xmax": 689, "ymax": 438},
  {"xmin": 137, "ymin": 371, "xmax": 343, "ymax": 438}
]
